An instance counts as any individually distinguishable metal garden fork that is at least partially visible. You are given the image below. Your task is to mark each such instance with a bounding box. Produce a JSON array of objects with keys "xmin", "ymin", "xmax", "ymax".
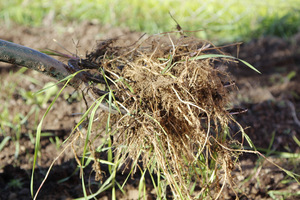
[{"xmin": 0, "ymin": 39, "xmax": 124, "ymax": 114}]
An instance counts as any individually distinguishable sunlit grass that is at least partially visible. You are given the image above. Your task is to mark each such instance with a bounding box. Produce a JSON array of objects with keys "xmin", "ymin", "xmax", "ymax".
[{"xmin": 1, "ymin": 0, "xmax": 299, "ymax": 43}]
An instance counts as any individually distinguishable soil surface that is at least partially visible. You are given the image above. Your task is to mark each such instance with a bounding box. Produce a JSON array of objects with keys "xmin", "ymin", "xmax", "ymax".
[{"xmin": 0, "ymin": 22, "xmax": 300, "ymax": 200}]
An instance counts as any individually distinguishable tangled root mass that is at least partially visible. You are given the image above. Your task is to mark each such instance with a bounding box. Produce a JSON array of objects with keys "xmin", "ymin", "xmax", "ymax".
[{"xmin": 83, "ymin": 33, "xmax": 242, "ymax": 198}]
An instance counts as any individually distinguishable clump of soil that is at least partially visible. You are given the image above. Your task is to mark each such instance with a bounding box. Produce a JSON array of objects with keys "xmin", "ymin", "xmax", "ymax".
[{"xmin": 81, "ymin": 34, "xmax": 243, "ymax": 198}]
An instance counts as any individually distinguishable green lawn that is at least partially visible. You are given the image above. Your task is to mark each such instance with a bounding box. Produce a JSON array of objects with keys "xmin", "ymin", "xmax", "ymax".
[{"xmin": 1, "ymin": 0, "xmax": 300, "ymax": 43}]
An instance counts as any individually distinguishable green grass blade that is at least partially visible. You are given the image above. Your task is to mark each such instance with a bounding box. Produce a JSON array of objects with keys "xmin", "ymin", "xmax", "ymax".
[
  {"xmin": 292, "ymin": 135, "xmax": 300, "ymax": 147},
  {"xmin": 190, "ymin": 54, "xmax": 261, "ymax": 74},
  {"xmin": 31, "ymin": 77, "xmax": 71, "ymax": 199},
  {"xmin": 161, "ymin": 54, "xmax": 173, "ymax": 74},
  {"xmin": 0, "ymin": 136, "xmax": 11, "ymax": 151},
  {"xmin": 80, "ymin": 94, "xmax": 108, "ymax": 199},
  {"xmin": 74, "ymin": 177, "xmax": 113, "ymax": 200},
  {"xmin": 138, "ymin": 169, "xmax": 147, "ymax": 199},
  {"xmin": 121, "ymin": 150, "xmax": 142, "ymax": 189}
]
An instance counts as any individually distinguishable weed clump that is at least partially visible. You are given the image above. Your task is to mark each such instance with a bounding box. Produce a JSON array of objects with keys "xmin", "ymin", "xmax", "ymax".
[{"xmin": 85, "ymin": 33, "xmax": 242, "ymax": 198}]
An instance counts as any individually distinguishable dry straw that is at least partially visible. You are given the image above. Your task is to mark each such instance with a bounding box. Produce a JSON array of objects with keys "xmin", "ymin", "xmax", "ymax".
[{"xmin": 84, "ymin": 32, "xmax": 243, "ymax": 198}]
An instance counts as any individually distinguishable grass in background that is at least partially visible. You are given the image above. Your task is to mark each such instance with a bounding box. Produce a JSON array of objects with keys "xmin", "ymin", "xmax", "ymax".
[{"xmin": 0, "ymin": 0, "xmax": 300, "ymax": 43}]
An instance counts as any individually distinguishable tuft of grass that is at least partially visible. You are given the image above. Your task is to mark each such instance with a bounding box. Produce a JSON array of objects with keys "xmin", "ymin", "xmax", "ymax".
[
  {"xmin": 0, "ymin": 0, "xmax": 300, "ymax": 43},
  {"xmin": 8, "ymin": 178, "xmax": 24, "ymax": 189},
  {"xmin": 61, "ymin": 33, "xmax": 261, "ymax": 199}
]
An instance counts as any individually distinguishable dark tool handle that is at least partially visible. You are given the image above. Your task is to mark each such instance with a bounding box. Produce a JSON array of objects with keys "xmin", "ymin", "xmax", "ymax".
[{"xmin": 0, "ymin": 39, "xmax": 82, "ymax": 87}]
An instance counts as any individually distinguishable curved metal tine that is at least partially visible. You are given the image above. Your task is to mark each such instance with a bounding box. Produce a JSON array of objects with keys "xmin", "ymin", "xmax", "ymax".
[{"xmin": 68, "ymin": 58, "xmax": 108, "ymax": 84}]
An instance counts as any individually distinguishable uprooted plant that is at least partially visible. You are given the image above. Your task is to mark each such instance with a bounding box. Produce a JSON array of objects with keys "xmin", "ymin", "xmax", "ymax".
[
  {"xmin": 0, "ymin": 33, "xmax": 262, "ymax": 199},
  {"xmin": 58, "ymin": 33, "xmax": 260, "ymax": 199}
]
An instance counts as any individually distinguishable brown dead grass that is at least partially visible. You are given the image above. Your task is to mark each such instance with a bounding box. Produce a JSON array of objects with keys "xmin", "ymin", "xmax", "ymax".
[{"xmin": 84, "ymin": 33, "xmax": 242, "ymax": 199}]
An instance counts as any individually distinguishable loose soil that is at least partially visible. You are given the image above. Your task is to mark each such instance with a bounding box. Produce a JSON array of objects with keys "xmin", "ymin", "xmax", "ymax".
[{"xmin": 0, "ymin": 22, "xmax": 299, "ymax": 200}]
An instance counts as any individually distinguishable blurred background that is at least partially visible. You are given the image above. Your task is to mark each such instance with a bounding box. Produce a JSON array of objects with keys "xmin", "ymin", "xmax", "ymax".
[{"xmin": 1, "ymin": 0, "xmax": 300, "ymax": 43}]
